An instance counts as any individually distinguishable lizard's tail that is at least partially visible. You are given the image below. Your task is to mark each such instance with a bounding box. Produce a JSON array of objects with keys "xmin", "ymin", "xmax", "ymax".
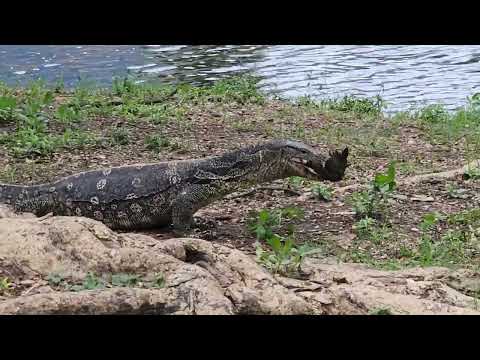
[
  {"xmin": 0, "ymin": 183, "xmax": 24, "ymax": 205},
  {"xmin": 0, "ymin": 183, "xmax": 50, "ymax": 215}
]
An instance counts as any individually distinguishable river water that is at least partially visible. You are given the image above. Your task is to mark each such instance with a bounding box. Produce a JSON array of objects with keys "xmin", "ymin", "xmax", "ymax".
[{"xmin": 1, "ymin": 45, "xmax": 480, "ymax": 112}]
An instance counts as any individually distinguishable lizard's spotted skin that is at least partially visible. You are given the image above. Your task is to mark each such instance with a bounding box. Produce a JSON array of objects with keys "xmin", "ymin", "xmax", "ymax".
[{"xmin": 0, "ymin": 140, "xmax": 349, "ymax": 234}]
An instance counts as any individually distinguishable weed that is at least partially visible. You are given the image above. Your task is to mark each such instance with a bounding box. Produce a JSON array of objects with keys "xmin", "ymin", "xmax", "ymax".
[
  {"xmin": 311, "ymin": 183, "xmax": 333, "ymax": 201},
  {"xmin": 446, "ymin": 184, "xmax": 469, "ymax": 199},
  {"xmin": 68, "ymin": 272, "xmax": 106, "ymax": 291},
  {"xmin": 248, "ymin": 206, "xmax": 317, "ymax": 275},
  {"xmin": 349, "ymin": 162, "xmax": 396, "ymax": 219},
  {"xmin": 111, "ymin": 273, "xmax": 139, "ymax": 287},
  {"xmin": 0, "ymin": 95, "xmax": 17, "ymax": 122},
  {"xmin": 353, "ymin": 217, "xmax": 392, "ymax": 244},
  {"xmin": 109, "ymin": 127, "xmax": 130, "ymax": 145},
  {"xmin": 287, "ymin": 176, "xmax": 305, "ymax": 189},
  {"xmin": 417, "ymin": 104, "xmax": 450, "ymax": 124},
  {"xmin": 145, "ymin": 134, "xmax": 180, "ymax": 152},
  {"xmin": 412, "ymin": 209, "xmax": 480, "ymax": 268},
  {"xmin": 55, "ymin": 104, "xmax": 80, "ymax": 124},
  {"xmin": 368, "ymin": 307, "xmax": 393, "ymax": 315},
  {"xmin": 47, "ymin": 273, "xmax": 65, "ymax": 286},
  {"xmin": 353, "ymin": 217, "xmax": 377, "ymax": 236},
  {"xmin": 151, "ymin": 273, "xmax": 166, "ymax": 289},
  {"xmin": 0, "ymin": 277, "xmax": 12, "ymax": 294},
  {"xmin": 463, "ymin": 166, "xmax": 480, "ymax": 180},
  {"xmin": 248, "ymin": 207, "xmax": 304, "ymax": 241},
  {"xmin": 256, "ymin": 238, "xmax": 321, "ymax": 275},
  {"xmin": 419, "ymin": 212, "xmax": 445, "ymax": 232}
]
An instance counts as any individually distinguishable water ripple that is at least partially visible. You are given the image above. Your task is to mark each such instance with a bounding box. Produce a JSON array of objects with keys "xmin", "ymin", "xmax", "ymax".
[{"xmin": 1, "ymin": 45, "xmax": 480, "ymax": 112}]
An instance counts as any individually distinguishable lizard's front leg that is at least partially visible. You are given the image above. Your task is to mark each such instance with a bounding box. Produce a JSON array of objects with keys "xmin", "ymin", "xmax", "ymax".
[{"xmin": 171, "ymin": 185, "xmax": 217, "ymax": 237}]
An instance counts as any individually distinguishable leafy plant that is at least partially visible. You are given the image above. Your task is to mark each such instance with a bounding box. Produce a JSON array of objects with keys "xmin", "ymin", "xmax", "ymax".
[
  {"xmin": 110, "ymin": 127, "xmax": 130, "ymax": 145},
  {"xmin": 248, "ymin": 206, "xmax": 317, "ymax": 275},
  {"xmin": 145, "ymin": 134, "xmax": 180, "ymax": 152},
  {"xmin": 55, "ymin": 104, "xmax": 80, "ymax": 124},
  {"xmin": 47, "ymin": 273, "xmax": 65, "ymax": 286},
  {"xmin": 0, "ymin": 95, "xmax": 17, "ymax": 122},
  {"xmin": 68, "ymin": 272, "xmax": 106, "ymax": 291},
  {"xmin": 0, "ymin": 277, "xmax": 12, "ymax": 293},
  {"xmin": 353, "ymin": 217, "xmax": 392, "ymax": 244},
  {"xmin": 151, "ymin": 273, "xmax": 166, "ymax": 289},
  {"xmin": 350, "ymin": 162, "xmax": 396, "ymax": 219},
  {"xmin": 446, "ymin": 184, "xmax": 469, "ymax": 199},
  {"xmin": 111, "ymin": 273, "xmax": 139, "ymax": 287},
  {"xmin": 248, "ymin": 207, "xmax": 304, "ymax": 241},
  {"xmin": 419, "ymin": 212, "xmax": 445, "ymax": 232},
  {"xmin": 463, "ymin": 166, "xmax": 480, "ymax": 180},
  {"xmin": 287, "ymin": 176, "xmax": 305, "ymax": 189},
  {"xmin": 353, "ymin": 217, "xmax": 377, "ymax": 236},
  {"xmin": 256, "ymin": 238, "xmax": 321, "ymax": 275},
  {"xmin": 311, "ymin": 183, "xmax": 333, "ymax": 201},
  {"xmin": 368, "ymin": 307, "xmax": 393, "ymax": 315}
]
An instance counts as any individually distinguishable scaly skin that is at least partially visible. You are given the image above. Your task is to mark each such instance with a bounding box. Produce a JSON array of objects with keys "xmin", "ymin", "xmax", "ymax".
[{"xmin": 0, "ymin": 140, "xmax": 349, "ymax": 233}]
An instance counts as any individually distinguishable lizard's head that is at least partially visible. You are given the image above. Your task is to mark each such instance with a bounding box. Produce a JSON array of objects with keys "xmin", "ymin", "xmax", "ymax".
[{"xmin": 277, "ymin": 140, "xmax": 349, "ymax": 182}]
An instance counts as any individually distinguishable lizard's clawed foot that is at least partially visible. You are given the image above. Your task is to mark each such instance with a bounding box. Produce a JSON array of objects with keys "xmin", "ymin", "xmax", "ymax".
[
  {"xmin": 193, "ymin": 217, "xmax": 218, "ymax": 231},
  {"xmin": 171, "ymin": 218, "xmax": 217, "ymax": 239}
]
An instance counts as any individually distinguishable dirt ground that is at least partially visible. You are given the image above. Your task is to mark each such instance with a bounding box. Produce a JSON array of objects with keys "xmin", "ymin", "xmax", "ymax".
[{"xmin": 1, "ymin": 84, "xmax": 480, "ymax": 272}]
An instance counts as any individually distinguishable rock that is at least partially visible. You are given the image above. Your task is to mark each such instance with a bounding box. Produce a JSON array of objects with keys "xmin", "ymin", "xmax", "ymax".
[{"xmin": 0, "ymin": 214, "xmax": 479, "ymax": 315}]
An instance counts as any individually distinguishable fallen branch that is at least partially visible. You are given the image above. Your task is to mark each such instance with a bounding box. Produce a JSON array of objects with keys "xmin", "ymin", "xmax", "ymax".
[{"xmin": 335, "ymin": 159, "xmax": 480, "ymax": 194}]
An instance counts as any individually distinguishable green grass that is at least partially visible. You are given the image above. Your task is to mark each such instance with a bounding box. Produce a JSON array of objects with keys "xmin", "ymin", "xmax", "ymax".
[
  {"xmin": 0, "ymin": 75, "xmax": 266, "ymax": 159},
  {"xmin": 344, "ymin": 208, "xmax": 480, "ymax": 270}
]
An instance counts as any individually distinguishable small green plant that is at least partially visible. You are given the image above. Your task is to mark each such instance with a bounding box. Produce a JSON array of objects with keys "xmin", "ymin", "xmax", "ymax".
[
  {"xmin": 247, "ymin": 207, "xmax": 304, "ymax": 241},
  {"xmin": 419, "ymin": 212, "xmax": 445, "ymax": 232},
  {"xmin": 68, "ymin": 272, "xmax": 106, "ymax": 291},
  {"xmin": 145, "ymin": 134, "xmax": 180, "ymax": 152},
  {"xmin": 111, "ymin": 273, "xmax": 139, "ymax": 287},
  {"xmin": 151, "ymin": 273, "xmax": 166, "ymax": 289},
  {"xmin": 353, "ymin": 217, "xmax": 392, "ymax": 244},
  {"xmin": 110, "ymin": 127, "xmax": 130, "ymax": 145},
  {"xmin": 446, "ymin": 184, "xmax": 469, "ymax": 199},
  {"xmin": 0, "ymin": 277, "xmax": 13, "ymax": 294},
  {"xmin": 287, "ymin": 176, "xmax": 305, "ymax": 189},
  {"xmin": 248, "ymin": 206, "xmax": 316, "ymax": 275},
  {"xmin": 464, "ymin": 166, "xmax": 480, "ymax": 180},
  {"xmin": 112, "ymin": 77, "xmax": 139, "ymax": 96},
  {"xmin": 47, "ymin": 273, "xmax": 65, "ymax": 286},
  {"xmin": 412, "ymin": 209, "xmax": 480, "ymax": 268},
  {"xmin": 0, "ymin": 95, "xmax": 17, "ymax": 122},
  {"xmin": 55, "ymin": 104, "xmax": 80, "ymax": 124},
  {"xmin": 311, "ymin": 183, "xmax": 333, "ymax": 201},
  {"xmin": 256, "ymin": 238, "xmax": 321, "ymax": 275},
  {"xmin": 350, "ymin": 162, "xmax": 396, "ymax": 219},
  {"xmin": 353, "ymin": 216, "xmax": 377, "ymax": 236},
  {"xmin": 368, "ymin": 307, "xmax": 393, "ymax": 315}
]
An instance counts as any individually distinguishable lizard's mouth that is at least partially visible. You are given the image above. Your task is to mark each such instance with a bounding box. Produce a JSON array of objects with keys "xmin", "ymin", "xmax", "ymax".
[{"xmin": 291, "ymin": 157, "xmax": 322, "ymax": 178}]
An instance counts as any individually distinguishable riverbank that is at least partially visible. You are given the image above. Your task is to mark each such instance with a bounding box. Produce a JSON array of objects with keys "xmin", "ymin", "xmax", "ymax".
[{"xmin": 1, "ymin": 75, "xmax": 480, "ymax": 279}]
